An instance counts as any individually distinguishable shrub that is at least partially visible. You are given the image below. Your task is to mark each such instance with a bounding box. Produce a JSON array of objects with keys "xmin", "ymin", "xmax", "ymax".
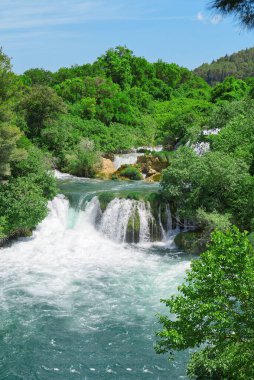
[{"xmin": 119, "ymin": 166, "xmax": 143, "ymax": 180}]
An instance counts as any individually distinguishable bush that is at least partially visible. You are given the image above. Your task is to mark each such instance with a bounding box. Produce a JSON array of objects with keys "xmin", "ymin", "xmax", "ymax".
[
  {"xmin": 119, "ymin": 166, "xmax": 143, "ymax": 180},
  {"xmin": 63, "ymin": 138, "xmax": 102, "ymax": 177}
]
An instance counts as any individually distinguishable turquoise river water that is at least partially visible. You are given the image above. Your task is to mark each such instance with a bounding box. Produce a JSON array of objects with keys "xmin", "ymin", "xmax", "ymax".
[{"xmin": 0, "ymin": 176, "xmax": 191, "ymax": 379}]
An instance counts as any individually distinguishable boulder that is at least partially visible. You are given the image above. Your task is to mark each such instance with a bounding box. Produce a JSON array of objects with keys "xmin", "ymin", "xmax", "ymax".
[{"xmin": 97, "ymin": 158, "xmax": 116, "ymax": 179}]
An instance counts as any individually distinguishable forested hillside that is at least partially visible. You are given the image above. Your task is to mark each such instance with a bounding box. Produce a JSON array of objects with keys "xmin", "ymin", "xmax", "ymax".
[
  {"xmin": 1, "ymin": 44, "xmax": 254, "ymax": 245},
  {"xmin": 194, "ymin": 47, "xmax": 254, "ymax": 85},
  {"xmin": 1, "ymin": 40, "xmax": 254, "ymax": 379}
]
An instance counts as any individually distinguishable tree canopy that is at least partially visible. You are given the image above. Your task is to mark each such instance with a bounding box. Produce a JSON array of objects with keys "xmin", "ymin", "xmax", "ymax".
[{"xmin": 156, "ymin": 228, "xmax": 254, "ymax": 379}]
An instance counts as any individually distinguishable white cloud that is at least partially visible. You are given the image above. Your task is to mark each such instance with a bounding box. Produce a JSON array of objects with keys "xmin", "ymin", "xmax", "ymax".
[
  {"xmin": 196, "ymin": 11, "xmax": 223, "ymax": 25},
  {"xmin": 0, "ymin": 0, "xmax": 117, "ymax": 31},
  {"xmin": 196, "ymin": 12, "xmax": 206, "ymax": 22},
  {"xmin": 0, "ymin": 0, "xmax": 196, "ymax": 32}
]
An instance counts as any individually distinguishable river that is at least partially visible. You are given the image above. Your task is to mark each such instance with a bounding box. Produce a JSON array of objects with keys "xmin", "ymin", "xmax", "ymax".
[{"xmin": 0, "ymin": 177, "xmax": 191, "ymax": 379}]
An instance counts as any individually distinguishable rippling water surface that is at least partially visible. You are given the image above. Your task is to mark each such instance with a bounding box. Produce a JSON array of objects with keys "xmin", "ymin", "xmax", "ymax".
[{"xmin": 0, "ymin": 178, "xmax": 191, "ymax": 379}]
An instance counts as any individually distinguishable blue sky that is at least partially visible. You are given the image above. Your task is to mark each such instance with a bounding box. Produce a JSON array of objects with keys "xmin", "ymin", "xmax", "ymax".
[{"xmin": 1, "ymin": 0, "xmax": 253, "ymax": 73}]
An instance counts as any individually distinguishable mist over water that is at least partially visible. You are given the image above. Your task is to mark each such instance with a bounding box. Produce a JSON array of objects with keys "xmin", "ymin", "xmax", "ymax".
[{"xmin": 0, "ymin": 178, "xmax": 191, "ymax": 379}]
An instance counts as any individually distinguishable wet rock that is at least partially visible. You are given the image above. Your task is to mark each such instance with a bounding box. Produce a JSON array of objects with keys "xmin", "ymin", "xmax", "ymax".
[{"xmin": 174, "ymin": 231, "xmax": 208, "ymax": 254}]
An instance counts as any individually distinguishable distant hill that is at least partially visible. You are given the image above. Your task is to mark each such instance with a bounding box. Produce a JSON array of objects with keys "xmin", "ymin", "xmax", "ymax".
[{"xmin": 194, "ymin": 47, "xmax": 254, "ymax": 85}]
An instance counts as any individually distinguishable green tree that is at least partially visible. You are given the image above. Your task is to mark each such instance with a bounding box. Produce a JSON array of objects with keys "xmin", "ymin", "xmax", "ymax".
[
  {"xmin": 161, "ymin": 147, "xmax": 254, "ymax": 229},
  {"xmin": 156, "ymin": 227, "xmax": 254, "ymax": 379},
  {"xmin": 0, "ymin": 123, "xmax": 27, "ymax": 179},
  {"xmin": 63, "ymin": 138, "xmax": 102, "ymax": 177},
  {"xmin": 0, "ymin": 47, "xmax": 13, "ymax": 102},
  {"xmin": 96, "ymin": 46, "xmax": 133, "ymax": 89},
  {"xmin": 70, "ymin": 97, "xmax": 97, "ymax": 119},
  {"xmin": 211, "ymin": 76, "xmax": 248, "ymax": 103},
  {"xmin": 154, "ymin": 61, "xmax": 182, "ymax": 87},
  {"xmin": 20, "ymin": 85, "xmax": 67, "ymax": 138},
  {"xmin": 0, "ymin": 177, "xmax": 49, "ymax": 236},
  {"xmin": 11, "ymin": 145, "xmax": 57, "ymax": 200},
  {"xmin": 23, "ymin": 68, "xmax": 54, "ymax": 86},
  {"xmin": 54, "ymin": 78, "xmax": 85, "ymax": 103},
  {"xmin": 195, "ymin": 47, "xmax": 254, "ymax": 85}
]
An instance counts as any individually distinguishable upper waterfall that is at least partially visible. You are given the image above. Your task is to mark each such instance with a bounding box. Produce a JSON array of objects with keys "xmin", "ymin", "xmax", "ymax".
[{"xmin": 113, "ymin": 146, "xmax": 163, "ymax": 170}]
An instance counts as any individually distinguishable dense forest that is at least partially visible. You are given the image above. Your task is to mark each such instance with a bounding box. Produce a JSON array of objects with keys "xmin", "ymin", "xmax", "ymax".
[
  {"xmin": 1, "ymin": 45, "xmax": 254, "ymax": 245},
  {"xmin": 194, "ymin": 47, "xmax": 254, "ymax": 85},
  {"xmin": 1, "ymin": 40, "xmax": 254, "ymax": 378}
]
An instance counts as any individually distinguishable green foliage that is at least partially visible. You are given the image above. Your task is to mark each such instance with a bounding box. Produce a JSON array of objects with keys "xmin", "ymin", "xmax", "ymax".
[
  {"xmin": 0, "ymin": 123, "xmax": 27, "ymax": 179},
  {"xmin": 207, "ymin": 99, "xmax": 251, "ymax": 130},
  {"xmin": 154, "ymin": 98, "xmax": 213, "ymax": 147},
  {"xmin": 54, "ymin": 78, "xmax": 85, "ymax": 103},
  {"xmin": 196, "ymin": 209, "xmax": 232, "ymax": 233},
  {"xmin": 156, "ymin": 228, "xmax": 254, "ymax": 379},
  {"xmin": 23, "ymin": 68, "xmax": 54, "ymax": 86},
  {"xmin": 173, "ymin": 74, "xmax": 211, "ymax": 101},
  {"xmin": 0, "ymin": 177, "xmax": 49, "ymax": 236},
  {"xmin": 0, "ymin": 47, "xmax": 13, "ymax": 103},
  {"xmin": 211, "ymin": 76, "xmax": 248, "ymax": 103},
  {"xmin": 119, "ymin": 166, "xmax": 143, "ymax": 180},
  {"xmin": 11, "ymin": 145, "xmax": 57, "ymax": 200},
  {"xmin": 20, "ymin": 85, "xmax": 67, "ymax": 138},
  {"xmin": 161, "ymin": 147, "xmax": 254, "ymax": 229},
  {"xmin": 96, "ymin": 46, "xmax": 133, "ymax": 89},
  {"xmin": 210, "ymin": 106, "xmax": 254, "ymax": 172},
  {"xmin": 62, "ymin": 138, "xmax": 102, "ymax": 177},
  {"xmin": 195, "ymin": 47, "xmax": 254, "ymax": 85},
  {"xmin": 154, "ymin": 61, "xmax": 182, "ymax": 87},
  {"xmin": 151, "ymin": 150, "xmax": 173, "ymax": 163}
]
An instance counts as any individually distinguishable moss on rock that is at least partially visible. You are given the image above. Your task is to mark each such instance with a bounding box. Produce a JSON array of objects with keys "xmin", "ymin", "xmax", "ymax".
[
  {"xmin": 126, "ymin": 209, "xmax": 140, "ymax": 243},
  {"xmin": 174, "ymin": 231, "xmax": 208, "ymax": 254},
  {"xmin": 98, "ymin": 192, "xmax": 115, "ymax": 212}
]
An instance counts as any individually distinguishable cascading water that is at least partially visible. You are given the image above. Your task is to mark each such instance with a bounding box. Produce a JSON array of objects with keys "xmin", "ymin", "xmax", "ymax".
[
  {"xmin": 113, "ymin": 146, "xmax": 163, "ymax": 170},
  {"xmin": 69, "ymin": 195, "xmax": 175, "ymax": 244},
  {"xmin": 0, "ymin": 178, "xmax": 191, "ymax": 379},
  {"xmin": 99, "ymin": 198, "xmax": 134, "ymax": 243},
  {"xmin": 113, "ymin": 153, "xmax": 144, "ymax": 170}
]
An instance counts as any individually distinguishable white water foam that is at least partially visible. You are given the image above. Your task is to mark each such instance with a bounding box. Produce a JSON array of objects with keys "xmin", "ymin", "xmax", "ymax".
[
  {"xmin": 113, "ymin": 153, "xmax": 144, "ymax": 170},
  {"xmin": 0, "ymin": 195, "xmax": 190, "ymax": 378},
  {"xmin": 0, "ymin": 196, "xmax": 189, "ymax": 310},
  {"xmin": 113, "ymin": 146, "xmax": 163, "ymax": 170}
]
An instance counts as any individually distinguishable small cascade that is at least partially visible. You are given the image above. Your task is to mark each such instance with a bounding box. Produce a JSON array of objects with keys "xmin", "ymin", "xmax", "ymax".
[
  {"xmin": 136, "ymin": 201, "xmax": 153, "ymax": 243},
  {"xmin": 166, "ymin": 205, "xmax": 173, "ymax": 233},
  {"xmin": 192, "ymin": 142, "xmax": 210, "ymax": 156},
  {"xmin": 99, "ymin": 198, "xmax": 134, "ymax": 242},
  {"xmin": 113, "ymin": 153, "xmax": 144, "ymax": 170},
  {"xmin": 113, "ymin": 146, "xmax": 163, "ymax": 170},
  {"xmin": 158, "ymin": 205, "xmax": 166, "ymax": 240}
]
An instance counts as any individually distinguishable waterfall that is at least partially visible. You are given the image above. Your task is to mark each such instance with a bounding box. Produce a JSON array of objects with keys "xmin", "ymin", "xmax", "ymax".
[
  {"xmin": 113, "ymin": 146, "xmax": 163, "ymax": 170},
  {"xmin": 192, "ymin": 141, "xmax": 210, "ymax": 156},
  {"xmin": 113, "ymin": 153, "xmax": 144, "ymax": 170},
  {"xmin": 0, "ymin": 189, "xmax": 191, "ymax": 380},
  {"xmin": 64, "ymin": 195, "xmax": 176, "ymax": 244},
  {"xmin": 99, "ymin": 198, "xmax": 134, "ymax": 242},
  {"xmin": 98, "ymin": 198, "xmax": 154, "ymax": 243},
  {"xmin": 80, "ymin": 197, "xmax": 176, "ymax": 244}
]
